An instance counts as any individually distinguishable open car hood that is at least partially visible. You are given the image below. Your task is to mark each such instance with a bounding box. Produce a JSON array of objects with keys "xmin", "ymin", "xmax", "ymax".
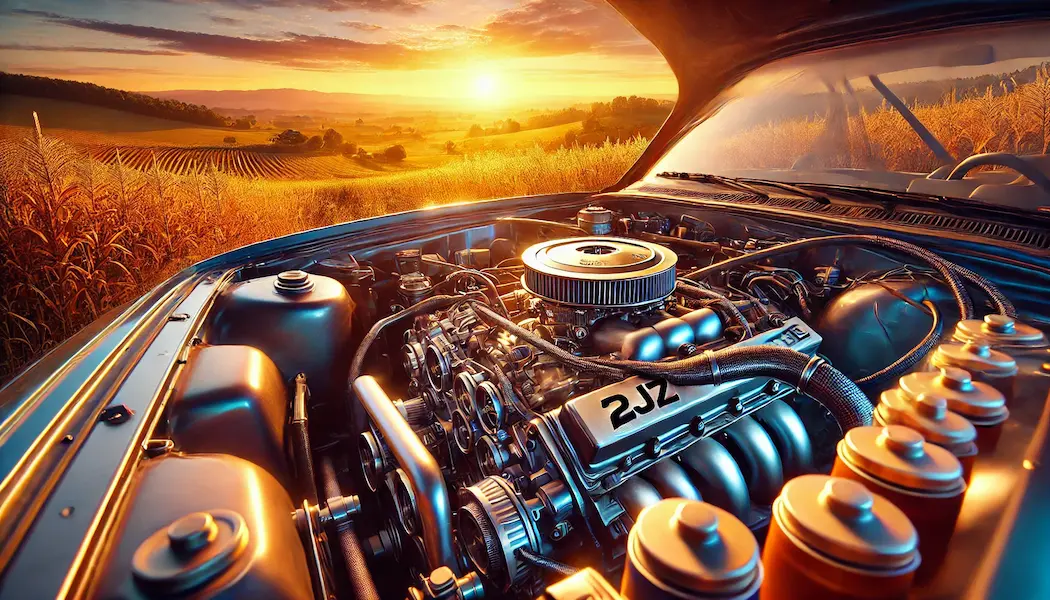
[{"xmin": 605, "ymin": 0, "xmax": 1050, "ymax": 190}]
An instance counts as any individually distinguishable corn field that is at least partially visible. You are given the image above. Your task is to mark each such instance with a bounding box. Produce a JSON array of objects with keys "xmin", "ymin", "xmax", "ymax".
[
  {"xmin": 715, "ymin": 65, "xmax": 1050, "ymax": 172},
  {"xmin": 0, "ymin": 115, "xmax": 646, "ymax": 382}
]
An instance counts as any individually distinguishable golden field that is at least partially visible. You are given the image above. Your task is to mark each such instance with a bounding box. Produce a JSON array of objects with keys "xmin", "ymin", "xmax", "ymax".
[
  {"xmin": 3, "ymin": 67, "xmax": 1050, "ymax": 382},
  {"xmin": 0, "ymin": 116, "xmax": 646, "ymax": 381}
]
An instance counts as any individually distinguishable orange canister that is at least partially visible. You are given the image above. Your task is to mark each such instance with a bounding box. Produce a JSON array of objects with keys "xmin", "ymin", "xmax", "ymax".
[
  {"xmin": 832, "ymin": 426, "xmax": 966, "ymax": 582},
  {"xmin": 898, "ymin": 367, "xmax": 1009, "ymax": 451},
  {"xmin": 930, "ymin": 341, "xmax": 1018, "ymax": 407},
  {"xmin": 952, "ymin": 314, "xmax": 1047, "ymax": 349},
  {"xmin": 875, "ymin": 390, "xmax": 978, "ymax": 483},
  {"xmin": 622, "ymin": 499, "xmax": 762, "ymax": 600},
  {"xmin": 761, "ymin": 475, "xmax": 919, "ymax": 600}
]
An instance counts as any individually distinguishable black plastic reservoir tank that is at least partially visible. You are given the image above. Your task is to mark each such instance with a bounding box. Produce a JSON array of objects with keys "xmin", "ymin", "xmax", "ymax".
[{"xmin": 206, "ymin": 270, "xmax": 353, "ymax": 403}]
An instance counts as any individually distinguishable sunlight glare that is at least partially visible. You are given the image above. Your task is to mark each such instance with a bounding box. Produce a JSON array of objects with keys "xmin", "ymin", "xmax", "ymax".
[{"xmin": 471, "ymin": 72, "xmax": 501, "ymax": 102}]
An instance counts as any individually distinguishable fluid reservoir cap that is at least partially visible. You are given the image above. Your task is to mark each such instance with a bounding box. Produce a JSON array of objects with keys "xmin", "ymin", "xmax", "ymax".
[
  {"xmin": 629, "ymin": 499, "xmax": 762, "ymax": 596},
  {"xmin": 953, "ymin": 315, "xmax": 1047, "ymax": 348},
  {"xmin": 776, "ymin": 475, "xmax": 918, "ymax": 571},
  {"xmin": 838, "ymin": 426, "xmax": 964, "ymax": 494},
  {"xmin": 577, "ymin": 206, "xmax": 614, "ymax": 235},
  {"xmin": 875, "ymin": 390, "xmax": 976, "ymax": 453},
  {"xmin": 899, "ymin": 368, "xmax": 1008, "ymax": 425},
  {"xmin": 932, "ymin": 342, "xmax": 1018, "ymax": 376},
  {"xmin": 132, "ymin": 509, "xmax": 248, "ymax": 594},
  {"xmin": 274, "ymin": 270, "xmax": 314, "ymax": 294}
]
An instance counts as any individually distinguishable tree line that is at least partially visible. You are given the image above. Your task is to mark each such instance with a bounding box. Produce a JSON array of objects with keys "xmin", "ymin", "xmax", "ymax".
[{"xmin": 1, "ymin": 72, "xmax": 231, "ymax": 128}]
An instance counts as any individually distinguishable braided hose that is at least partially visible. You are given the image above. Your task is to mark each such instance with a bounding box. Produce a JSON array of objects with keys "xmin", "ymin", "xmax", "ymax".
[
  {"xmin": 683, "ymin": 234, "xmax": 1016, "ymax": 319},
  {"xmin": 855, "ymin": 300, "xmax": 941, "ymax": 387},
  {"xmin": 320, "ymin": 458, "xmax": 381, "ymax": 600},
  {"xmin": 470, "ymin": 302, "xmax": 872, "ymax": 431}
]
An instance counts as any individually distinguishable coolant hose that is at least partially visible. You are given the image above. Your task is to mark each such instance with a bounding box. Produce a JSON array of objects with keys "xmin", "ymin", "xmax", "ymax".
[
  {"xmin": 290, "ymin": 373, "xmax": 317, "ymax": 505},
  {"xmin": 469, "ymin": 302, "xmax": 872, "ymax": 431},
  {"xmin": 676, "ymin": 280, "xmax": 752, "ymax": 338},
  {"xmin": 321, "ymin": 457, "xmax": 380, "ymax": 600},
  {"xmin": 683, "ymin": 234, "xmax": 1016, "ymax": 319}
]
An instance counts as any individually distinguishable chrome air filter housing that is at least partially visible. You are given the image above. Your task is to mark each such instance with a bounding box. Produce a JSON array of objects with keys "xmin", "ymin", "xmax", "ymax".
[{"xmin": 521, "ymin": 237, "xmax": 677, "ymax": 308}]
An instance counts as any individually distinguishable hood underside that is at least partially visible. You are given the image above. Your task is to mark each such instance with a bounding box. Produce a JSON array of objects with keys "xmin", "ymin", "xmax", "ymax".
[{"xmin": 605, "ymin": 0, "xmax": 1050, "ymax": 190}]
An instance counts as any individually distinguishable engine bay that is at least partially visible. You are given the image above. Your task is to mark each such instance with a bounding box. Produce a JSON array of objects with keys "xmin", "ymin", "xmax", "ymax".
[{"xmin": 90, "ymin": 199, "xmax": 1050, "ymax": 600}]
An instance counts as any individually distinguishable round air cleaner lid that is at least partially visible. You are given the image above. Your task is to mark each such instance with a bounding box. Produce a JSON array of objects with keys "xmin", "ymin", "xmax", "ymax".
[{"xmin": 521, "ymin": 237, "xmax": 677, "ymax": 308}]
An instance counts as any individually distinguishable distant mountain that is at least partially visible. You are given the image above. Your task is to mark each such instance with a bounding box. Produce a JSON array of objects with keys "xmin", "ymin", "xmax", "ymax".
[
  {"xmin": 145, "ymin": 89, "xmax": 434, "ymax": 115},
  {"xmin": 144, "ymin": 88, "xmax": 679, "ymax": 117}
]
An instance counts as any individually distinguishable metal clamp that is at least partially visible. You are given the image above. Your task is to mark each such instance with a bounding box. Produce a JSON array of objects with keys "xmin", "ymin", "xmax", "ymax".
[
  {"xmin": 796, "ymin": 356, "xmax": 825, "ymax": 395},
  {"xmin": 703, "ymin": 350, "xmax": 721, "ymax": 386}
]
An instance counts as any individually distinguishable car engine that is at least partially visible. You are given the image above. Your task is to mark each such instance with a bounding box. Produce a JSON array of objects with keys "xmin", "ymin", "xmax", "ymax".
[{"xmin": 95, "ymin": 202, "xmax": 1047, "ymax": 600}]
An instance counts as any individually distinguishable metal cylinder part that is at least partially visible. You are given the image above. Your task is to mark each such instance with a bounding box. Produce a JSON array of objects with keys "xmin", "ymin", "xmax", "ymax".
[
  {"xmin": 616, "ymin": 477, "xmax": 663, "ymax": 521},
  {"xmin": 622, "ymin": 499, "xmax": 763, "ymax": 600},
  {"xmin": 930, "ymin": 341, "xmax": 1018, "ymax": 407},
  {"xmin": 832, "ymin": 425, "xmax": 965, "ymax": 581},
  {"xmin": 952, "ymin": 314, "xmax": 1047, "ymax": 349},
  {"xmin": 577, "ymin": 206, "xmax": 615, "ymax": 235},
  {"xmin": 875, "ymin": 390, "xmax": 978, "ymax": 483},
  {"xmin": 719, "ymin": 416, "xmax": 785, "ymax": 506},
  {"xmin": 677, "ymin": 439, "xmax": 750, "ymax": 522},
  {"xmin": 640, "ymin": 459, "xmax": 702, "ymax": 502},
  {"xmin": 761, "ymin": 475, "xmax": 919, "ymax": 600},
  {"xmin": 897, "ymin": 367, "xmax": 1009, "ymax": 451},
  {"xmin": 752, "ymin": 400, "xmax": 814, "ymax": 480},
  {"xmin": 620, "ymin": 308, "xmax": 723, "ymax": 361}
]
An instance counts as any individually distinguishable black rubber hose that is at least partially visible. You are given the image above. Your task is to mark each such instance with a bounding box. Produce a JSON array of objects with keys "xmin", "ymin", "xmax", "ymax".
[
  {"xmin": 517, "ymin": 549, "xmax": 578, "ymax": 576},
  {"xmin": 290, "ymin": 373, "xmax": 317, "ymax": 505},
  {"xmin": 676, "ymin": 280, "xmax": 752, "ymax": 338},
  {"xmin": 321, "ymin": 457, "xmax": 381, "ymax": 600},
  {"xmin": 469, "ymin": 302, "xmax": 872, "ymax": 431},
  {"xmin": 855, "ymin": 300, "xmax": 941, "ymax": 387},
  {"xmin": 682, "ymin": 234, "xmax": 1016, "ymax": 319}
]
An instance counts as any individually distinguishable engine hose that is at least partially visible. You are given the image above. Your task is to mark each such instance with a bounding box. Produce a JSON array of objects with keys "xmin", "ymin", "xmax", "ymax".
[
  {"xmin": 291, "ymin": 374, "xmax": 317, "ymax": 505},
  {"xmin": 855, "ymin": 300, "xmax": 941, "ymax": 388},
  {"xmin": 320, "ymin": 457, "xmax": 381, "ymax": 600},
  {"xmin": 682, "ymin": 234, "xmax": 1016, "ymax": 319},
  {"xmin": 469, "ymin": 302, "xmax": 872, "ymax": 431},
  {"xmin": 676, "ymin": 280, "xmax": 752, "ymax": 338},
  {"xmin": 517, "ymin": 549, "xmax": 579, "ymax": 577}
]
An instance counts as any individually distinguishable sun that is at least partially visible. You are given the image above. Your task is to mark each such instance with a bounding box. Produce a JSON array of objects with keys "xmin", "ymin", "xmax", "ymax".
[{"xmin": 471, "ymin": 72, "xmax": 501, "ymax": 102}]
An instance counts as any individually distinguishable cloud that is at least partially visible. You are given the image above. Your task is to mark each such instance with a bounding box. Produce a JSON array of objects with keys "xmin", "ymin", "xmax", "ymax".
[
  {"xmin": 209, "ymin": 15, "xmax": 244, "ymax": 25},
  {"xmin": 482, "ymin": 0, "xmax": 652, "ymax": 57},
  {"xmin": 10, "ymin": 66, "xmax": 169, "ymax": 76},
  {"xmin": 0, "ymin": 43, "xmax": 184, "ymax": 56},
  {"xmin": 7, "ymin": 1, "xmax": 657, "ymax": 73},
  {"xmin": 16, "ymin": 12, "xmax": 437, "ymax": 70},
  {"xmin": 148, "ymin": 0, "xmax": 431, "ymax": 14},
  {"xmin": 340, "ymin": 21, "xmax": 383, "ymax": 32}
]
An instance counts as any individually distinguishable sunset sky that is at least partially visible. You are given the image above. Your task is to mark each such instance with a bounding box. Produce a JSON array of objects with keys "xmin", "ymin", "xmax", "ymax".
[{"xmin": 0, "ymin": 0, "xmax": 677, "ymax": 106}]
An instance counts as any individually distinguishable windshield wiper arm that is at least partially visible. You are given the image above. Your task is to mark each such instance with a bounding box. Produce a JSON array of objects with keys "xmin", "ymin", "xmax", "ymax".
[
  {"xmin": 657, "ymin": 171, "xmax": 770, "ymax": 198},
  {"xmin": 733, "ymin": 177, "xmax": 830, "ymax": 204},
  {"xmin": 656, "ymin": 172, "xmax": 831, "ymax": 203},
  {"xmin": 869, "ymin": 75, "xmax": 955, "ymax": 166}
]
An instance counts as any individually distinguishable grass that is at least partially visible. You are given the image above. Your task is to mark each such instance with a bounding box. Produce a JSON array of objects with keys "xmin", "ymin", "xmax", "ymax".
[{"xmin": 0, "ymin": 116, "xmax": 646, "ymax": 382}]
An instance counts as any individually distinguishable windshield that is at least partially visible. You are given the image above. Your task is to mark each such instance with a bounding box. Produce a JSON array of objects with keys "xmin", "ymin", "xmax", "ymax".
[{"xmin": 650, "ymin": 22, "xmax": 1050, "ymax": 207}]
